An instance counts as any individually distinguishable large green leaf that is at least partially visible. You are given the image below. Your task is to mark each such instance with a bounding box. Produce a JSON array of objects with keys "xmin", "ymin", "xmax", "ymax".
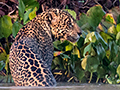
[
  {"xmin": 12, "ymin": 21, "xmax": 23, "ymax": 38},
  {"xmin": 77, "ymin": 13, "xmax": 93, "ymax": 32},
  {"xmin": 75, "ymin": 67, "xmax": 85, "ymax": 81},
  {"xmin": 87, "ymin": 56, "xmax": 100, "ymax": 72},
  {"xmin": 87, "ymin": 5, "xmax": 105, "ymax": 30},
  {"xmin": 77, "ymin": 13, "xmax": 88, "ymax": 27},
  {"xmin": 18, "ymin": 0, "xmax": 25, "ymax": 19},
  {"xmin": 81, "ymin": 55, "xmax": 100, "ymax": 72},
  {"xmin": 23, "ymin": 0, "xmax": 39, "ymax": 11},
  {"xmin": 0, "ymin": 15, "xmax": 12, "ymax": 39}
]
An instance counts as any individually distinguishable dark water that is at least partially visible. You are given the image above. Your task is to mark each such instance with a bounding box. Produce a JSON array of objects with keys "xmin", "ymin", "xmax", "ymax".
[{"xmin": 0, "ymin": 83, "xmax": 120, "ymax": 90}]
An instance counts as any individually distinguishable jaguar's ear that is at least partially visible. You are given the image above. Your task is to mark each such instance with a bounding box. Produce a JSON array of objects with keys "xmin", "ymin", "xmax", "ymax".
[{"xmin": 51, "ymin": 13, "xmax": 59, "ymax": 26}]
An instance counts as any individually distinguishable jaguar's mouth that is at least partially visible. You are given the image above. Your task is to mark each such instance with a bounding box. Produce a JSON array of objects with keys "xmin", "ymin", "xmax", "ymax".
[{"xmin": 66, "ymin": 34, "xmax": 80, "ymax": 43}]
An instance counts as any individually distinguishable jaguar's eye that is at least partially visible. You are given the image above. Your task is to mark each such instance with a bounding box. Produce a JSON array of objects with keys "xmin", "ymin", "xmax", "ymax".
[{"xmin": 69, "ymin": 25, "xmax": 72, "ymax": 28}]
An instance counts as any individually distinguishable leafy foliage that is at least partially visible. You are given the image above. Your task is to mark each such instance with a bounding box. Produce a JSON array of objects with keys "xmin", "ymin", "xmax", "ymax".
[
  {"xmin": 52, "ymin": 6, "xmax": 120, "ymax": 84},
  {"xmin": 0, "ymin": 0, "xmax": 39, "ymax": 83}
]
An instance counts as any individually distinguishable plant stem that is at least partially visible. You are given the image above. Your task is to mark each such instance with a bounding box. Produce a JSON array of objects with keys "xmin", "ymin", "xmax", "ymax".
[
  {"xmin": 6, "ymin": 38, "xmax": 10, "ymax": 53},
  {"xmin": 88, "ymin": 72, "xmax": 93, "ymax": 83},
  {"xmin": 96, "ymin": 77, "xmax": 100, "ymax": 83},
  {"xmin": 6, "ymin": 38, "xmax": 9, "ymax": 49}
]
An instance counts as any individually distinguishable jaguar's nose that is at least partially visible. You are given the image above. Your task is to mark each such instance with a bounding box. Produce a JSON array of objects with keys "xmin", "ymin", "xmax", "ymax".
[{"xmin": 78, "ymin": 32, "xmax": 82, "ymax": 36}]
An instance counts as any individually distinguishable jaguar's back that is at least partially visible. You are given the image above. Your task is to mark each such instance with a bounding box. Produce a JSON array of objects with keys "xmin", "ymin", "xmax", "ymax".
[{"xmin": 9, "ymin": 8, "xmax": 82, "ymax": 86}]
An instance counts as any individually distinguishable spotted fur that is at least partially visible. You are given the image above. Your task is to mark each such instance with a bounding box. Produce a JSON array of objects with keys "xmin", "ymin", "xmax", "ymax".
[{"xmin": 9, "ymin": 8, "xmax": 82, "ymax": 86}]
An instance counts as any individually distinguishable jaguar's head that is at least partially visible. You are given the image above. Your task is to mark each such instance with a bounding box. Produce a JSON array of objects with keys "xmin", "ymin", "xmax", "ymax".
[{"xmin": 48, "ymin": 9, "xmax": 82, "ymax": 43}]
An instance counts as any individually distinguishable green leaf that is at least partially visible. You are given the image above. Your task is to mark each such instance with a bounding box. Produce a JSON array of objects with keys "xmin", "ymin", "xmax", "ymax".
[
  {"xmin": 109, "ymin": 41, "xmax": 118, "ymax": 61},
  {"xmin": 106, "ymin": 75, "xmax": 113, "ymax": 84},
  {"xmin": 108, "ymin": 62, "xmax": 117, "ymax": 77},
  {"xmin": 64, "ymin": 9, "xmax": 76, "ymax": 19},
  {"xmin": 29, "ymin": 7, "xmax": 37, "ymax": 20},
  {"xmin": 81, "ymin": 55, "xmax": 100, "ymax": 72},
  {"xmin": 85, "ymin": 32, "xmax": 96, "ymax": 43},
  {"xmin": 60, "ymin": 54, "xmax": 71, "ymax": 59},
  {"xmin": 87, "ymin": 5, "xmax": 105, "ymax": 30},
  {"xmin": 75, "ymin": 67, "xmax": 85, "ymax": 81},
  {"xmin": 86, "ymin": 56, "xmax": 100, "ymax": 72},
  {"xmin": 5, "ymin": 55, "xmax": 9, "ymax": 74},
  {"xmin": 108, "ymin": 25, "xmax": 117, "ymax": 35},
  {"xmin": 18, "ymin": 0, "xmax": 25, "ymax": 19},
  {"xmin": 0, "ymin": 15, "xmax": 12, "ymax": 39},
  {"xmin": 97, "ymin": 65, "xmax": 106, "ymax": 78},
  {"xmin": 24, "ymin": 7, "xmax": 37, "ymax": 24},
  {"xmin": 100, "ymin": 31, "xmax": 113, "ymax": 43},
  {"xmin": 0, "ymin": 47, "xmax": 7, "ymax": 61},
  {"xmin": 96, "ymin": 43, "xmax": 106, "ymax": 59},
  {"xmin": 105, "ymin": 14, "xmax": 116, "ymax": 24},
  {"xmin": 117, "ymin": 65, "xmax": 120, "ymax": 79},
  {"xmin": 53, "ymin": 57, "xmax": 64, "ymax": 69},
  {"xmin": 95, "ymin": 32, "xmax": 108, "ymax": 50},
  {"xmin": 83, "ymin": 43, "xmax": 92, "ymax": 57},
  {"xmin": 116, "ymin": 32, "xmax": 120, "ymax": 45},
  {"xmin": 77, "ymin": 37, "xmax": 84, "ymax": 49},
  {"xmin": 81, "ymin": 56, "xmax": 87, "ymax": 70},
  {"xmin": 116, "ymin": 23, "xmax": 120, "ymax": 32},
  {"xmin": 117, "ymin": 15, "xmax": 120, "ymax": 24},
  {"xmin": 77, "ymin": 13, "xmax": 88, "ymax": 27},
  {"xmin": 77, "ymin": 13, "xmax": 93, "ymax": 32},
  {"xmin": 53, "ymin": 40, "xmax": 62, "ymax": 50},
  {"xmin": 12, "ymin": 21, "xmax": 23, "ymax": 38},
  {"xmin": 72, "ymin": 46, "xmax": 80, "ymax": 58},
  {"xmin": 116, "ymin": 51, "xmax": 120, "ymax": 64},
  {"xmin": 23, "ymin": 0, "xmax": 39, "ymax": 11},
  {"xmin": 57, "ymin": 40, "xmax": 70, "ymax": 50},
  {"xmin": 116, "ymin": 32, "xmax": 120, "ymax": 40},
  {"xmin": 23, "ymin": 9, "xmax": 32, "ymax": 24},
  {"xmin": 0, "ymin": 61, "xmax": 5, "ymax": 71},
  {"xmin": 117, "ymin": 79, "xmax": 120, "ymax": 83},
  {"xmin": 65, "ymin": 43, "xmax": 73, "ymax": 51}
]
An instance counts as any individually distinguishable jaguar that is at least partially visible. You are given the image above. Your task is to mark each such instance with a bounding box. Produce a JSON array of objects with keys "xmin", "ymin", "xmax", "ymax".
[{"xmin": 9, "ymin": 8, "xmax": 82, "ymax": 86}]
